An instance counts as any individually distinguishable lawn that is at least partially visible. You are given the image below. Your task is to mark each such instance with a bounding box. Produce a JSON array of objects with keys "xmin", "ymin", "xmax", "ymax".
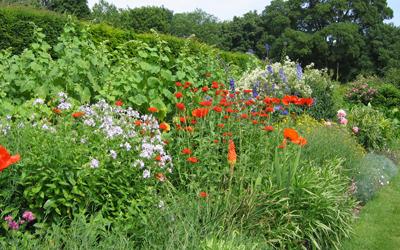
[{"xmin": 343, "ymin": 173, "xmax": 400, "ymax": 250}]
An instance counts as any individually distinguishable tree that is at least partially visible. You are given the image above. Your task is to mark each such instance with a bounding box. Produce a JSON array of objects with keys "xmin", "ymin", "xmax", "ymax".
[
  {"xmin": 170, "ymin": 9, "xmax": 223, "ymax": 45},
  {"xmin": 42, "ymin": 0, "xmax": 90, "ymax": 18},
  {"xmin": 120, "ymin": 6, "xmax": 173, "ymax": 33},
  {"xmin": 91, "ymin": 0, "xmax": 121, "ymax": 26}
]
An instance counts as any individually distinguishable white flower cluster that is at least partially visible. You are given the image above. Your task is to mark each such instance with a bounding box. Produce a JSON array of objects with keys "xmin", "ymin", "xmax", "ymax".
[{"xmin": 237, "ymin": 57, "xmax": 328, "ymax": 97}]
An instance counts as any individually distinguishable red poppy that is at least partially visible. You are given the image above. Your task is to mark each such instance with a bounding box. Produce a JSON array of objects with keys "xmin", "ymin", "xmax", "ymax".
[
  {"xmin": 283, "ymin": 128, "xmax": 299, "ymax": 142},
  {"xmin": 263, "ymin": 125, "xmax": 274, "ymax": 132},
  {"xmin": 243, "ymin": 89, "xmax": 252, "ymax": 93},
  {"xmin": 199, "ymin": 100, "xmax": 213, "ymax": 107},
  {"xmin": 148, "ymin": 107, "xmax": 158, "ymax": 113},
  {"xmin": 241, "ymin": 114, "xmax": 249, "ymax": 119},
  {"xmin": 223, "ymin": 132, "xmax": 232, "ymax": 137},
  {"xmin": 265, "ymin": 107, "xmax": 274, "ymax": 113},
  {"xmin": 176, "ymin": 103, "xmax": 185, "ymax": 111},
  {"xmin": 282, "ymin": 96, "xmax": 299, "ymax": 106},
  {"xmin": 192, "ymin": 108, "xmax": 209, "ymax": 118},
  {"xmin": 211, "ymin": 82, "xmax": 219, "ymax": 89},
  {"xmin": 191, "ymin": 119, "xmax": 197, "ymax": 125},
  {"xmin": 179, "ymin": 117, "xmax": 186, "ymax": 123},
  {"xmin": 252, "ymin": 120, "xmax": 258, "ymax": 125},
  {"xmin": 176, "ymin": 82, "xmax": 182, "ymax": 87},
  {"xmin": 225, "ymin": 108, "xmax": 235, "ymax": 113},
  {"xmin": 199, "ymin": 191, "xmax": 208, "ymax": 198},
  {"xmin": 181, "ymin": 148, "xmax": 192, "ymax": 155},
  {"xmin": 217, "ymin": 123, "xmax": 225, "ymax": 128},
  {"xmin": 187, "ymin": 157, "xmax": 199, "ymax": 163},
  {"xmin": 0, "ymin": 145, "xmax": 20, "ymax": 172},
  {"xmin": 155, "ymin": 155, "xmax": 162, "ymax": 161},
  {"xmin": 245, "ymin": 100, "xmax": 255, "ymax": 106},
  {"xmin": 72, "ymin": 112, "xmax": 85, "ymax": 118},
  {"xmin": 292, "ymin": 136, "xmax": 307, "ymax": 146},
  {"xmin": 192, "ymin": 88, "xmax": 199, "ymax": 93},
  {"xmin": 213, "ymin": 139, "xmax": 219, "ymax": 144},
  {"xmin": 175, "ymin": 92, "xmax": 183, "ymax": 99},
  {"xmin": 212, "ymin": 106, "xmax": 223, "ymax": 113},
  {"xmin": 202, "ymin": 86, "xmax": 209, "ymax": 92},
  {"xmin": 135, "ymin": 120, "xmax": 142, "ymax": 126},
  {"xmin": 184, "ymin": 82, "xmax": 191, "ymax": 89},
  {"xmin": 185, "ymin": 126, "xmax": 194, "ymax": 132},
  {"xmin": 223, "ymin": 115, "xmax": 230, "ymax": 120},
  {"xmin": 115, "ymin": 100, "xmax": 123, "ymax": 106},
  {"xmin": 159, "ymin": 122, "xmax": 170, "ymax": 132}
]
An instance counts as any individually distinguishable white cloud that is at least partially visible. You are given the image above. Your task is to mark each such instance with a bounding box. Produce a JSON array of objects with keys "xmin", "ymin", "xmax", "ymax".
[{"xmin": 88, "ymin": 0, "xmax": 271, "ymax": 21}]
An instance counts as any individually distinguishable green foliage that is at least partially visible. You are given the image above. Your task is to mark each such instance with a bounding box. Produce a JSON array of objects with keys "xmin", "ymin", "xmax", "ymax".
[
  {"xmin": 119, "ymin": 6, "xmax": 173, "ymax": 34},
  {"xmin": 0, "ymin": 100, "xmax": 171, "ymax": 225},
  {"xmin": 354, "ymin": 153, "xmax": 398, "ymax": 203},
  {"xmin": 297, "ymin": 120, "xmax": 365, "ymax": 175},
  {"xmin": 348, "ymin": 105, "xmax": 397, "ymax": 150},
  {"xmin": 384, "ymin": 67, "xmax": 400, "ymax": 88},
  {"xmin": 43, "ymin": 0, "xmax": 90, "ymax": 19},
  {"xmin": 371, "ymin": 83, "xmax": 400, "ymax": 123}
]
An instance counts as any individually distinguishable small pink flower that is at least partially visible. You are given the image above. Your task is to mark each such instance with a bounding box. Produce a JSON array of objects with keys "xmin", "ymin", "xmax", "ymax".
[
  {"xmin": 4, "ymin": 215, "xmax": 13, "ymax": 222},
  {"xmin": 19, "ymin": 220, "xmax": 26, "ymax": 225},
  {"xmin": 340, "ymin": 118, "xmax": 348, "ymax": 125},
  {"xmin": 22, "ymin": 211, "xmax": 35, "ymax": 222},
  {"xmin": 8, "ymin": 220, "xmax": 19, "ymax": 230},
  {"xmin": 352, "ymin": 126, "xmax": 359, "ymax": 134},
  {"xmin": 337, "ymin": 109, "xmax": 347, "ymax": 119}
]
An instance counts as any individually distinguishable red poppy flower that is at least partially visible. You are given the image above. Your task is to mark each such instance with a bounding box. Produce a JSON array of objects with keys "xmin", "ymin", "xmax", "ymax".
[
  {"xmin": 176, "ymin": 82, "xmax": 182, "ymax": 87},
  {"xmin": 192, "ymin": 88, "xmax": 199, "ymax": 93},
  {"xmin": 292, "ymin": 136, "xmax": 307, "ymax": 146},
  {"xmin": 241, "ymin": 114, "xmax": 249, "ymax": 119},
  {"xmin": 192, "ymin": 108, "xmax": 209, "ymax": 118},
  {"xmin": 159, "ymin": 122, "xmax": 170, "ymax": 132},
  {"xmin": 217, "ymin": 123, "xmax": 225, "ymax": 128},
  {"xmin": 0, "ymin": 145, "xmax": 20, "ymax": 172},
  {"xmin": 135, "ymin": 120, "xmax": 142, "ymax": 126},
  {"xmin": 223, "ymin": 115, "xmax": 230, "ymax": 120},
  {"xmin": 211, "ymin": 82, "xmax": 219, "ymax": 89},
  {"xmin": 181, "ymin": 148, "xmax": 192, "ymax": 155},
  {"xmin": 175, "ymin": 92, "xmax": 183, "ymax": 99},
  {"xmin": 283, "ymin": 128, "xmax": 299, "ymax": 142},
  {"xmin": 252, "ymin": 120, "xmax": 258, "ymax": 125},
  {"xmin": 223, "ymin": 132, "xmax": 232, "ymax": 137},
  {"xmin": 212, "ymin": 106, "xmax": 223, "ymax": 113},
  {"xmin": 185, "ymin": 126, "xmax": 194, "ymax": 132},
  {"xmin": 191, "ymin": 119, "xmax": 197, "ymax": 125},
  {"xmin": 263, "ymin": 126, "xmax": 274, "ymax": 132},
  {"xmin": 155, "ymin": 155, "xmax": 161, "ymax": 161},
  {"xmin": 115, "ymin": 100, "xmax": 123, "ymax": 106},
  {"xmin": 245, "ymin": 100, "xmax": 255, "ymax": 106},
  {"xmin": 184, "ymin": 82, "xmax": 191, "ymax": 89},
  {"xmin": 225, "ymin": 108, "xmax": 235, "ymax": 113},
  {"xmin": 72, "ymin": 112, "xmax": 85, "ymax": 118},
  {"xmin": 187, "ymin": 157, "xmax": 199, "ymax": 163},
  {"xmin": 202, "ymin": 86, "xmax": 209, "ymax": 92},
  {"xmin": 199, "ymin": 191, "xmax": 208, "ymax": 198},
  {"xmin": 176, "ymin": 103, "xmax": 185, "ymax": 111},
  {"xmin": 213, "ymin": 139, "xmax": 219, "ymax": 143},
  {"xmin": 265, "ymin": 107, "xmax": 274, "ymax": 113},
  {"xmin": 199, "ymin": 100, "xmax": 213, "ymax": 107},
  {"xmin": 179, "ymin": 117, "xmax": 186, "ymax": 123},
  {"xmin": 229, "ymin": 93, "xmax": 235, "ymax": 98},
  {"xmin": 243, "ymin": 89, "xmax": 252, "ymax": 93},
  {"xmin": 148, "ymin": 107, "xmax": 158, "ymax": 113}
]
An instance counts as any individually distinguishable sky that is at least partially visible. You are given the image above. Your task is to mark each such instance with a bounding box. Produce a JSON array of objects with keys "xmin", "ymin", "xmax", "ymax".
[{"xmin": 88, "ymin": 0, "xmax": 400, "ymax": 26}]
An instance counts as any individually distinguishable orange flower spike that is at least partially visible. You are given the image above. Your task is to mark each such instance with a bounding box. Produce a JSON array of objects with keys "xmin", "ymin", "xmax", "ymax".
[
  {"xmin": 0, "ymin": 145, "xmax": 20, "ymax": 172},
  {"xmin": 227, "ymin": 140, "xmax": 237, "ymax": 176}
]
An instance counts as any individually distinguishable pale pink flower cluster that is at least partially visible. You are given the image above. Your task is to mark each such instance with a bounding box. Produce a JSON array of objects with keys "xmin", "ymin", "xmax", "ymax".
[
  {"xmin": 337, "ymin": 109, "xmax": 348, "ymax": 125},
  {"xmin": 4, "ymin": 211, "xmax": 36, "ymax": 231}
]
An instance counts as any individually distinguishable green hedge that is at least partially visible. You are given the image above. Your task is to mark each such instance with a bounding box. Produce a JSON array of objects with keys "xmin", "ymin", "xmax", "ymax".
[{"xmin": 0, "ymin": 5, "xmax": 257, "ymax": 71}]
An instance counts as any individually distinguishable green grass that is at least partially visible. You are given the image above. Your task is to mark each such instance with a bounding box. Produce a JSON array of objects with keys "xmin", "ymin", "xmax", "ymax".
[{"xmin": 342, "ymin": 173, "xmax": 400, "ymax": 250}]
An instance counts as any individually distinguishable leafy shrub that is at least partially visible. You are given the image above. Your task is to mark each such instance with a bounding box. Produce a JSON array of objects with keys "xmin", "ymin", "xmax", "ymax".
[
  {"xmin": 296, "ymin": 115, "xmax": 365, "ymax": 174},
  {"xmin": 348, "ymin": 105, "xmax": 397, "ymax": 150},
  {"xmin": 371, "ymin": 83, "xmax": 400, "ymax": 123},
  {"xmin": 354, "ymin": 153, "xmax": 398, "ymax": 203},
  {"xmin": 384, "ymin": 67, "xmax": 400, "ymax": 88},
  {"xmin": 0, "ymin": 21, "xmax": 258, "ymax": 119},
  {"xmin": 345, "ymin": 81, "xmax": 377, "ymax": 105},
  {"xmin": 0, "ymin": 97, "xmax": 172, "ymax": 226}
]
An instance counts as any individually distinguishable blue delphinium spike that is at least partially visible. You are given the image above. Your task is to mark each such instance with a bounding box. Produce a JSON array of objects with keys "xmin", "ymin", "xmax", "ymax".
[
  {"xmin": 229, "ymin": 79, "xmax": 235, "ymax": 92},
  {"xmin": 267, "ymin": 65, "xmax": 273, "ymax": 75},
  {"xmin": 296, "ymin": 63, "xmax": 303, "ymax": 80},
  {"xmin": 279, "ymin": 68, "xmax": 287, "ymax": 83},
  {"xmin": 252, "ymin": 82, "xmax": 259, "ymax": 98}
]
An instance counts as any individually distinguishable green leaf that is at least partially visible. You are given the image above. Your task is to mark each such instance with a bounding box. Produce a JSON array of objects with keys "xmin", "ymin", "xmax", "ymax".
[
  {"xmin": 129, "ymin": 94, "xmax": 148, "ymax": 106},
  {"xmin": 147, "ymin": 77, "xmax": 161, "ymax": 88}
]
